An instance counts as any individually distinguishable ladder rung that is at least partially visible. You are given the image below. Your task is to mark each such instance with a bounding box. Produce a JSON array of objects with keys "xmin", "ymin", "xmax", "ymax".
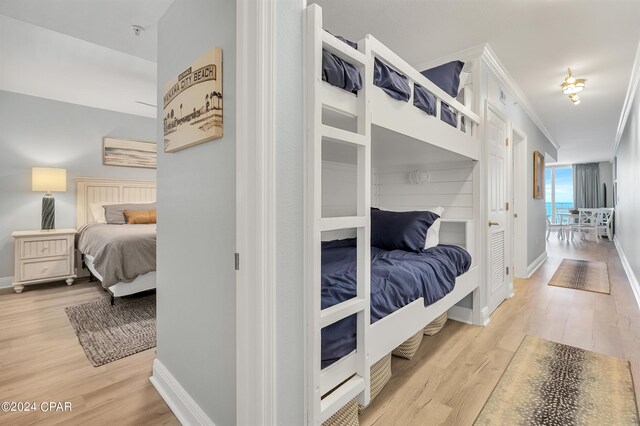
[
  {"xmin": 320, "ymin": 375, "xmax": 365, "ymax": 423},
  {"xmin": 321, "ymin": 298, "xmax": 365, "ymax": 328},
  {"xmin": 322, "ymin": 31, "xmax": 367, "ymax": 66},
  {"xmin": 321, "ymin": 82, "xmax": 357, "ymax": 117},
  {"xmin": 320, "ymin": 351, "xmax": 357, "ymax": 396},
  {"xmin": 322, "ymin": 125, "xmax": 367, "ymax": 146},
  {"xmin": 320, "ymin": 216, "xmax": 366, "ymax": 231}
]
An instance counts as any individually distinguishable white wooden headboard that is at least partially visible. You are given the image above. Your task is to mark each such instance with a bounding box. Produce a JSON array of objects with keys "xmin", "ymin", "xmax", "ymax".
[{"xmin": 76, "ymin": 177, "xmax": 157, "ymax": 228}]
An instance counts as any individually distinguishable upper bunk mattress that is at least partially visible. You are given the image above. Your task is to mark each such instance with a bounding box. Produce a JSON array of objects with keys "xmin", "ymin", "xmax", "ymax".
[
  {"xmin": 321, "ymin": 239, "xmax": 471, "ymax": 367},
  {"xmin": 76, "ymin": 224, "xmax": 156, "ymax": 288}
]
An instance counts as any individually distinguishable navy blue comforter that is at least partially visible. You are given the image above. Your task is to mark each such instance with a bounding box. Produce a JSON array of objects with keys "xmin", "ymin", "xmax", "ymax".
[{"xmin": 321, "ymin": 239, "xmax": 471, "ymax": 367}]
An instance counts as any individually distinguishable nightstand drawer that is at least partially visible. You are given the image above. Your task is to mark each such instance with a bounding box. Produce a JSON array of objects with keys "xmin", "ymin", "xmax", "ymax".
[
  {"xmin": 20, "ymin": 237, "xmax": 72, "ymax": 259},
  {"xmin": 20, "ymin": 258, "xmax": 71, "ymax": 281}
]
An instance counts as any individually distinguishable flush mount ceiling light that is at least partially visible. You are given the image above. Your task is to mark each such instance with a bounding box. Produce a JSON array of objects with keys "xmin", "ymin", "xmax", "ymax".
[{"xmin": 561, "ymin": 68, "xmax": 586, "ymax": 105}]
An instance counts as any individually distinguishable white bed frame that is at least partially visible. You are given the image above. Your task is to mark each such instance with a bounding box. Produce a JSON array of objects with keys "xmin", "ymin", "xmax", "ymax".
[
  {"xmin": 75, "ymin": 177, "xmax": 157, "ymax": 299},
  {"xmin": 305, "ymin": 5, "xmax": 482, "ymax": 424}
]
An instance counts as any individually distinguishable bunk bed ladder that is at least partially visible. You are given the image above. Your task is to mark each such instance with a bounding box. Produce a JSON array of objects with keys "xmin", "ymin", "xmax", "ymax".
[{"xmin": 305, "ymin": 4, "xmax": 372, "ymax": 425}]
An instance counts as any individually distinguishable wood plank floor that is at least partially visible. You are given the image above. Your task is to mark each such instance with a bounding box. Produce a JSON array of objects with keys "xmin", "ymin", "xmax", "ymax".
[
  {"xmin": 0, "ymin": 281, "xmax": 178, "ymax": 426},
  {"xmin": 1, "ymin": 238, "xmax": 638, "ymax": 425},
  {"xmin": 360, "ymin": 238, "xmax": 640, "ymax": 426}
]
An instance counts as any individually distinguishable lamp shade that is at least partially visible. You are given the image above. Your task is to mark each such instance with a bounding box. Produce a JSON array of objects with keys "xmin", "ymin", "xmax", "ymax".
[{"xmin": 32, "ymin": 167, "xmax": 67, "ymax": 192}]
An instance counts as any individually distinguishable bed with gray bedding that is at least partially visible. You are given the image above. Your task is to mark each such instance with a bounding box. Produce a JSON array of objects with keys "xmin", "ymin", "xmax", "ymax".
[{"xmin": 76, "ymin": 224, "xmax": 156, "ymax": 288}]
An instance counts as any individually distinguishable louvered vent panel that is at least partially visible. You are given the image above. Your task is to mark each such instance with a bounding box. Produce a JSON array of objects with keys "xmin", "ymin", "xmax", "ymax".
[{"xmin": 490, "ymin": 230, "xmax": 505, "ymax": 292}]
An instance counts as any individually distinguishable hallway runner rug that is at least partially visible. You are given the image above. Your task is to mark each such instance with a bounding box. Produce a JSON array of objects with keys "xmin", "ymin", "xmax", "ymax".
[
  {"xmin": 474, "ymin": 335, "xmax": 639, "ymax": 425},
  {"xmin": 548, "ymin": 259, "xmax": 610, "ymax": 294},
  {"xmin": 65, "ymin": 294, "xmax": 156, "ymax": 366}
]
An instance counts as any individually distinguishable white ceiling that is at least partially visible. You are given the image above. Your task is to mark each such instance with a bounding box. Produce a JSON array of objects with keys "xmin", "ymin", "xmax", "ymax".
[
  {"xmin": 315, "ymin": 0, "xmax": 640, "ymax": 164},
  {"xmin": 0, "ymin": 14, "xmax": 157, "ymax": 118},
  {"xmin": 0, "ymin": 0, "xmax": 173, "ymax": 61},
  {"xmin": 0, "ymin": 0, "xmax": 173, "ymax": 118}
]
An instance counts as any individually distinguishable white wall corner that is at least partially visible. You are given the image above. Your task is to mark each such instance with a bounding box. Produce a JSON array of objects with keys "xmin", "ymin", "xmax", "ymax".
[
  {"xmin": 150, "ymin": 359, "xmax": 215, "ymax": 426},
  {"xmin": 614, "ymin": 237, "xmax": 640, "ymax": 310},
  {"xmin": 479, "ymin": 45, "xmax": 560, "ymax": 151},
  {"xmin": 447, "ymin": 305, "xmax": 474, "ymax": 324},
  {"xmin": 612, "ymin": 40, "xmax": 640, "ymax": 160},
  {"xmin": 527, "ymin": 251, "xmax": 548, "ymax": 278},
  {"xmin": 0, "ymin": 276, "xmax": 14, "ymax": 289},
  {"xmin": 481, "ymin": 307, "xmax": 491, "ymax": 326}
]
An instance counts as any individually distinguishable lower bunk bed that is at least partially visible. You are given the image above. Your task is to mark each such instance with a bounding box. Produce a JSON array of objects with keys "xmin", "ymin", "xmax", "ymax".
[{"xmin": 319, "ymin": 210, "xmax": 478, "ymax": 425}]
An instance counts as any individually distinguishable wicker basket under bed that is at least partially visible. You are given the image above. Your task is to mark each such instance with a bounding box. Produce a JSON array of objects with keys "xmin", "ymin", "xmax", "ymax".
[
  {"xmin": 322, "ymin": 353, "xmax": 393, "ymax": 425},
  {"xmin": 392, "ymin": 311, "xmax": 449, "ymax": 360},
  {"xmin": 424, "ymin": 311, "xmax": 448, "ymax": 336},
  {"xmin": 391, "ymin": 330, "xmax": 424, "ymax": 359},
  {"xmin": 322, "ymin": 398, "xmax": 359, "ymax": 426},
  {"xmin": 358, "ymin": 353, "xmax": 392, "ymax": 414}
]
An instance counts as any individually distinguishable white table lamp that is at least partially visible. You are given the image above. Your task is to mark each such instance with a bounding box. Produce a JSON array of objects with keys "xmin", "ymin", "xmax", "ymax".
[{"xmin": 32, "ymin": 167, "xmax": 67, "ymax": 230}]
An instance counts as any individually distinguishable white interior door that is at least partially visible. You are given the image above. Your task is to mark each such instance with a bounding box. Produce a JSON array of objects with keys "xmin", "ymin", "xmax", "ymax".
[{"xmin": 486, "ymin": 101, "xmax": 511, "ymax": 314}]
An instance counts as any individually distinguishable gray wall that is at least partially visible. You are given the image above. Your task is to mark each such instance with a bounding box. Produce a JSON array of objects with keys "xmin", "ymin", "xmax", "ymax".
[
  {"xmin": 275, "ymin": 0, "xmax": 306, "ymax": 423},
  {"xmin": 481, "ymin": 65, "xmax": 558, "ymax": 267},
  {"xmin": 615, "ymin": 81, "xmax": 640, "ymax": 289},
  {"xmin": 0, "ymin": 90, "xmax": 156, "ymax": 282},
  {"xmin": 155, "ymin": 0, "xmax": 236, "ymax": 424}
]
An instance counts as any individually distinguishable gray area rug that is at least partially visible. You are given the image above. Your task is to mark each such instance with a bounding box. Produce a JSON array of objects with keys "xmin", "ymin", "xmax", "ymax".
[
  {"xmin": 548, "ymin": 259, "xmax": 610, "ymax": 294},
  {"xmin": 65, "ymin": 295, "xmax": 156, "ymax": 367}
]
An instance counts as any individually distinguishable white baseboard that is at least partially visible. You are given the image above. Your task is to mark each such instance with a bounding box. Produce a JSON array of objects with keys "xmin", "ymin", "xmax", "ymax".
[
  {"xmin": 448, "ymin": 305, "xmax": 473, "ymax": 324},
  {"xmin": 150, "ymin": 359, "xmax": 215, "ymax": 426},
  {"xmin": 0, "ymin": 276, "xmax": 13, "ymax": 289},
  {"xmin": 526, "ymin": 251, "xmax": 548, "ymax": 278},
  {"xmin": 614, "ymin": 237, "xmax": 640, "ymax": 310}
]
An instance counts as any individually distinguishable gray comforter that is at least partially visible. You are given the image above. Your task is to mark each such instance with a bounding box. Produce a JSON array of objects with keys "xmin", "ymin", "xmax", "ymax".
[{"xmin": 76, "ymin": 224, "xmax": 156, "ymax": 288}]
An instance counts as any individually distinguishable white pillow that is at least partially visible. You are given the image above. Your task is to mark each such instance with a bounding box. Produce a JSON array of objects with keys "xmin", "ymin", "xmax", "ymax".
[
  {"xmin": 424, "ymin": 207, "xmax": 445, "ymax": 250},
  {"xmin": 89, "ymin": 203, "xmax": 108, "ymax": 224},
  {"xmin": 458, "ymin": 71, "xmax": 470, "ymax": 94}
]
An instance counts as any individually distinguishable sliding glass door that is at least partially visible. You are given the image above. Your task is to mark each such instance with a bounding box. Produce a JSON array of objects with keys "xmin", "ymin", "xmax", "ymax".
[{"xmin": 545, "ymin": 166, "xmax": 574, "ymax": 223}]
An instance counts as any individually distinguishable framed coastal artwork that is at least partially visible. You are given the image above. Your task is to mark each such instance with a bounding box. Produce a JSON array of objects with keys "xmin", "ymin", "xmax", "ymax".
[
  {"xmin": 103, "ymin": 137, "xmax": 157, "ymax": 169},
  {"xmin": 533, "ymin": 151, "xmax": 545, "ymax": 199},
  {"xmin": 163, "ymin": 46, "xmax": 223, "ymax": 153}
]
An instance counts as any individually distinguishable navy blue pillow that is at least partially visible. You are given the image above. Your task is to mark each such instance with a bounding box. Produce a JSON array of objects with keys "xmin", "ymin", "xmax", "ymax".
[
  {"xmin": 420, "ymin": 60, "xmax": 464, "ymax": 97},
  {"xmin": 413, "ymin": 84, "xmax": 437, "ymax": 116},
  {"xmin": 371, "ymin": 208, "xmax": 439, "ymax": 252},
  {"xmin": 441, "ymin": 102, "xmax": 458, "ymax": 128},
  {"xmin": 373, "ymin": 58, "xmax": 411, "ymax": 102},
  {"xmin": 321, "ymin": 33, "xmax": 362, "ymax": 93}
]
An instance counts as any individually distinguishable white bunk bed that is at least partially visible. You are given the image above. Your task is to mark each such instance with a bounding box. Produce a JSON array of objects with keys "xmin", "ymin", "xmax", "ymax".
[{"xmin": 305, "ymin": 5, "xmax": 482, "ymax": 425}]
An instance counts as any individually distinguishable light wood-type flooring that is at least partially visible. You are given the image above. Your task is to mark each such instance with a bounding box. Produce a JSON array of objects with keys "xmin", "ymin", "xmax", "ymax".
[
  {"xmin": 1, "ymin": 238, "xmax": 638, "ymax": 425},
  {"xmin": 0, "ymin": 281, "xmax": 178, "ymax": 426},
  {"xmin": 360, "ymin": 237, "xmax": 640, "ymax": 425}
]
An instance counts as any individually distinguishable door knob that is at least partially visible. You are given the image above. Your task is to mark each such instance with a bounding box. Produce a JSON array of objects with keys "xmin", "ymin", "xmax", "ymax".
[{"xmin": 488, "ymin": 220, "xmax": 499, "ymax": 227}]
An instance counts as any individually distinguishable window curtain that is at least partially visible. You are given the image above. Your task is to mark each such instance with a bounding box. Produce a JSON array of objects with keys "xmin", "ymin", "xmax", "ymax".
[{"xmin": 573, "ymin": 163, "xmax": 601, "ymax": 208}]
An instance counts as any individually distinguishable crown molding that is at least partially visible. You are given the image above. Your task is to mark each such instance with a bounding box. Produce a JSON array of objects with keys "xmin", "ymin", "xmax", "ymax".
[
  {"xmin": 612, "ymin": 40, "xmax": 640, "ymax": 160},
  {"xmin": 414, "ymin": 43, "xmax": 561, "ymax": 151},
  {"xmin": 479, "ymin": 44, "xmax": 560, "ymax": 151}
]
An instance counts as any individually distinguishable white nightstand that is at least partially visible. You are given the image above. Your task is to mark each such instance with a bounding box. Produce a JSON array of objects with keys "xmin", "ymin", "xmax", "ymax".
[{"xmin": 11, "ymin": 228, "xmax": 77, "ymax": 293}]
